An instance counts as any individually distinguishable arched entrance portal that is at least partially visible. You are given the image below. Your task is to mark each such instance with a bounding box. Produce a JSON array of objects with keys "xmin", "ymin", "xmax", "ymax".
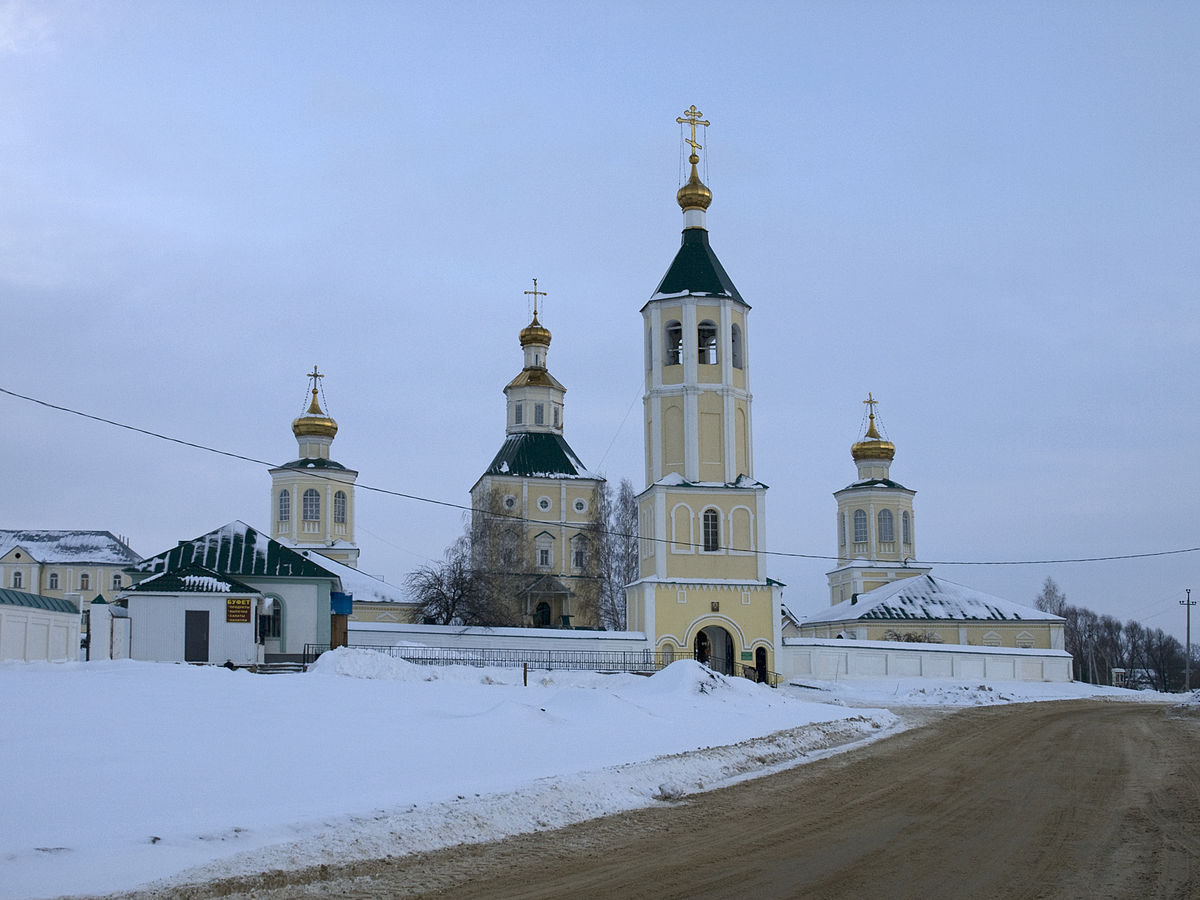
[{"xmin": 693, "ymin": 625, "xmax": 735, "ymax": 675}]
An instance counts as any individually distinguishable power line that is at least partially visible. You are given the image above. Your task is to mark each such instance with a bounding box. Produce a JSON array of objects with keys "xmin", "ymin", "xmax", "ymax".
[{"xmin": 4, "ymin": 384, "xmax": 1197, "ymax": 567}]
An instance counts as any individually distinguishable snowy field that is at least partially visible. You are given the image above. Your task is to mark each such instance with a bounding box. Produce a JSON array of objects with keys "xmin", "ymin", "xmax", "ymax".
[{"xmin": 0, "ymin": 651, "xmax": 1170, "ymax": 900}]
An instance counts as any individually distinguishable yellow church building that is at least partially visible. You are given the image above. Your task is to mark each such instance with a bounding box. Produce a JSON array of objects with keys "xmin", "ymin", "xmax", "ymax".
[{"xmin": 625, "ymin": 108, "xmax": 782, "ymax": 678}]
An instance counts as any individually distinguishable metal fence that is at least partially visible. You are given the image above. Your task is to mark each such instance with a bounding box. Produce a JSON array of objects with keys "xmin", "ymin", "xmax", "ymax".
[{"xmin": 303, "ymin": 643, "xmax": 781, "ymax": 686}]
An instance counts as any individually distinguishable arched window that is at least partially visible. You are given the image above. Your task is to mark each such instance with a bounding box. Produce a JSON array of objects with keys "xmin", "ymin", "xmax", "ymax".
[
  {"xmin": 80, "ymin": 573, "xmax": 90, "ymax": 591},
  {"xmin": 902, "ymin": 511, "xmax": 912, "ymax": 545},
  {"xmin": 839, "ymin": 513, "xmax": 846, "ymax": 547},
  {"xmin": 698, "ymin": 320, "xmax": 718, "ymax": 365},
  {"xmin": 278, "ymin": 489, "xmax": 290, "ymax": 522},
  {"xmin": 514, "ymin": 403, "xmax": 523, "ymax": 425},
  {"xmin": 878, "ymin": 509, "xmax": 895, "ymax": 542},
  {"xmin": 334, "ymin": 491, "xmax": 347, "ymax": 524},
  {"xmin": 702, "ymin": 509, "xmax": 720, "ymax": 552},
  {"xmin": 12, "ymin": 571, "xmax": 22, "ymax": 589},
  {"xmin": 664, "ymin": 321, "xmax": 682, "ymax": 366},
  {"xmin": 111, "ymin": 573, "xmax": 122, "ymax": 590},
  {"xmin": 302, "ymin": 489, "xmax": 320, "ymax": 521},
  {"xmin": 731, "ymin": 323, "xmax": 743, "ymax": 369},
  {"xmin": 260, "ymin": 598, "xmax": 282, "ymax": 640},
  {"xmin": 853, "ymin": 509, "xmax": 867, "ymax": 543},
  {"xmin": 48, "ymin": 573, "xmax": 59, "ymax": 590}
]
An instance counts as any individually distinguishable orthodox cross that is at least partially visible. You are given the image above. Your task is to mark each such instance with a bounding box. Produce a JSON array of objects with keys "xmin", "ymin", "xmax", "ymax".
[
  {"xmin": 863, "ymin": 392, "xmax": 879, "ymax": 417},
  {"xmin": 676, "ymin": 105, "xmax": 710, "ymax": 155},
  {"xmin": 306, "ymin": 365, "xmax": 324, "ymax": 393},
  {"xmin": 524, "ymin": 277, "xmax": 547, "ymax": 318}
]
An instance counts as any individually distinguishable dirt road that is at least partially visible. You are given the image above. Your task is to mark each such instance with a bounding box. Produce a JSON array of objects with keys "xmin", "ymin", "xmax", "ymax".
[{"xmin": 117, "ymin": 700, "xmax": 1200, "ymax": 899}]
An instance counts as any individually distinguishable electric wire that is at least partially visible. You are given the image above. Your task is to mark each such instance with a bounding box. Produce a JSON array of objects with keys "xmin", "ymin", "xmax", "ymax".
[{"xmin": 3, "ymin": 385, "xmax": 1197, "ymax": 567}]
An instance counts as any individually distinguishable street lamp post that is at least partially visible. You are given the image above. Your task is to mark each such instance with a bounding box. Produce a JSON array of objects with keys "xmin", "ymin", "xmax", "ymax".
[{"xmin": 1182, "ymin": 589, "xmax": 1195, "ymax": 692}]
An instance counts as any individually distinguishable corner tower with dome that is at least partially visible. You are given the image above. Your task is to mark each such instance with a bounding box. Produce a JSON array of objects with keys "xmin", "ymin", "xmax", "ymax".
[
  {"xmin": 470, "ymin": 282, "xmax": 605, "ymax": 628},
  {"xmin": 269, "ymin": 367, "xmax": 360, "ymax": 567},
  {"xmin": 826, "ymin": 395, "xmax": 929, "ymax": 604},
  {"xmin": 624, "ymin": 107, "xmax": 782, "ymax": 678}
]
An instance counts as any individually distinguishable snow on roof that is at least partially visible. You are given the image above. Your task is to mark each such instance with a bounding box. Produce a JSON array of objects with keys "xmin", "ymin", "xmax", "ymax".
[
  {"xmin": 654, "ymin": 473, "xmax": 768, "ymax": 490},
  {"xmin": 0, "ymin": 530, "xmax": 141, "ymax": 566},
  {"xmin": 128, "ymin": 564, "xmax": 258, "ymax": 595},
  {"xmin": 131, "ymin": 521, "xmax": 334, "ymax": 580},
  {"xmin": 292, "ymin": 550, "xmax": 415, "ymax": 605},
  {"xmin": 800, "ymin": 574, "xmax": 1064, "ymax": 626}
]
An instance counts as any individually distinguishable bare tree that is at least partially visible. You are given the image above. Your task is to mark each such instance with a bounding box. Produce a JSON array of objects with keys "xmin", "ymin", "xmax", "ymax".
[
  {"xmin": 404, "ymin": 535, "xmax": 477, "ymax": 625},
  {"xmin": 593, "ymin": 477, "xmax": 638, "ymax": 630},
  {"xmin": 1035, "ymin": 577, "xmax": 1068, "ymax": 616}
]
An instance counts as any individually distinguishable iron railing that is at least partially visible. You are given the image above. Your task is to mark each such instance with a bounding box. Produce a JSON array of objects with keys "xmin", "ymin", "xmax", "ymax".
[{"xmin": 303, "ymin": 643, "xmax": 782, "ymax": 686}]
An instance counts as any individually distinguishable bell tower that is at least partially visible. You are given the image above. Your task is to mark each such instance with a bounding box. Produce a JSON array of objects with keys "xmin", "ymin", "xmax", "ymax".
[
  {"xmin": 269, "ymin": 366, "xmax": 360, "ymax": 567},
  {"xmin": 625, "ymin": 107, "xmax": 781, "ymax": 677},
  {"xmin": 826, "ymin": 395, "xmax": 928, "ymax": 604}
]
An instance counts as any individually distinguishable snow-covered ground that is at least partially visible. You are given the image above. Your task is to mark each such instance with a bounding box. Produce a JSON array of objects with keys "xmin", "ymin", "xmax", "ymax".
[{"xmin": 0, "ymin": 651, "xmax": 1173, "ymax": 900}]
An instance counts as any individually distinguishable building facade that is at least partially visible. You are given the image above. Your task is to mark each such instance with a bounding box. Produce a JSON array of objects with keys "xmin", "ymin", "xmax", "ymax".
[
  {"xmin": 470, "ymin": 289, "xmax": 605, "ymax": 627},
  {"xmin": 624, "ymin": 109, "xmax": 782, "ymax": 676},
  {"xmin": 0, "ymin": 530, "xmax": 141, "ymax": 604}
]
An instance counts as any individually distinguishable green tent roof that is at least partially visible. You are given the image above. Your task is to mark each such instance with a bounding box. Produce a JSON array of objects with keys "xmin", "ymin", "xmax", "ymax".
[
  {"xmin": 482, "ymin": 432, "xmax": 597, "ymax": 479},
  {"xmin": 651, "ymin": 228, "xmax": 744, "ymax": 303},
  {"xmin": 130, "ymin": 521, "xmax": 336, "ymax": 580}
]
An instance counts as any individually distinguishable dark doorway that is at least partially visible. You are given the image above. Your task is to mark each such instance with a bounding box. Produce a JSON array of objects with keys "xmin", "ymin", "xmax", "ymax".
[
  {"xmin": 534, "ymin": 602, "xmax": 552, "ymax": 627},
  {"xmin": 756, "ymin": 647, "xmax": 768, "ymax": 683},
  {"xmin": 694, "ymin": 630, "xmax": 710, "ymax": 665},
  {"xmin": 184, "ymin": 610, "xmax": 209, "ymax": 663},
  {"xmin": 694, "ymin": 626, "xmax": 734, "ymax": 675}
]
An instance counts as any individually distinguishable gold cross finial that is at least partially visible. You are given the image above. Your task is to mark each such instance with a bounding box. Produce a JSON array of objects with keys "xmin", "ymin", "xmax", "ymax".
[
  {"xmin": 307, "ymin": 365, "xmax": 324, "ymax": 392},
  {"xmin": 524, "ymin": 277, "xmax": 547, "ymax": 319},
  {"xmin": 863, "ymin": 392, "xmax": 879, "ymax": 417},
  {"xmin": 676, "ymin": 105, "xmax": 710, "ymax": 159}
]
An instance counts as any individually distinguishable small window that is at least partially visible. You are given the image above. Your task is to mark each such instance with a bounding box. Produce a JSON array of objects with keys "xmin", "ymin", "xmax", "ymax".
[
  {"xmin": 731, "ymin": 323, "xmax": 743, "ymax": 369},
  {"xmin": 12, "ymin": 571, "xmax": 22, "ymax": 589},
  {"xmin": 514, "ymin": 403, "xmax": 523, "ymax": 425},
  {"xmin": 902, "ymin": 511, "xmax": 911, "ymax": 545},
  {"xmin": 334, "ymin": 490, "xmax": 347, "ymax": 524},
  {"xmin": 111, "ymin": 573, "xmax": 122, "ymax": 590},
  {"xmin": 646, "ymin": 328, "xmax": 653, "ymax": 371},
  {"xmin": 878, "ymin": 509, "xmax": 894, "ymax": 542},
  {"xmin": 48, "ymin": 573, "xmax": 59, "ymax": 590},
  {"xmin": 534, "ymin": 403, "xmax": 545, "ymax": 425},
  {"xmin": 80, "ymin": 573, "xmax": 90, "ymax": 591},
  {"xmin": 572, "ymin": 544, "xmax": 586, "ymax": 569},
  {"xmin": 553, "ymin": 406, "xmax": 560, "ymax": 428},
  {"xmin": 839, "ymin": 513, "xmax": 846, "ymax": 547},
  {"xmin": 538, "ymin": 548, "xmax": 551, "ymax": 568},
  {"xmin": 664, "ymin": 321, "xmax": 682, "ymax": 366},
  {"xmin": 573, "ymin": 498, "xmax": 587, "ymax": 514},
  {"xmin": 537, "ymin": 496, "xmax": 552, "ymax": 512},
  {"xmin": 303, "ymin": 489, "xmax": 320, "ymax": 521},
  {"xmin": 853, "ymin": 509, "xmax": 867, "ymax": 543},
  {"xmin": 278, "ymin": 489, "xmax": 290, "ymax": 522},
  {"xmin": 702, "ymin": 509, "xmax": 720, "ymax": 552},
  {"xmin": 260, "ymin": 600, "xmax": 282, "ymax": 639},
  {"xmin": 503, "ymin": 495, "xmax": 517, "ymax": 510},
  {"xmin": 698, "ymin": 320, "xmax": 718, "ymax": 365}
]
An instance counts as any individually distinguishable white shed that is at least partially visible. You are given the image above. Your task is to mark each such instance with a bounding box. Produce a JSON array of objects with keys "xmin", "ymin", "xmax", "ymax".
[{"xmin": 122, "ymin": 564, "xmax": 266, "ymax": 666}]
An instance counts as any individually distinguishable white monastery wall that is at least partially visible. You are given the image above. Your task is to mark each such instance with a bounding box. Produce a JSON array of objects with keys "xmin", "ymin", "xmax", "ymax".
[
  {"xmin": 350, "ymin": 622, "xmax": 651, "ymax": 655},
  {"xmin": 0, "ymin": 605, "xmax": 79, "ymax": 662},
  {"xmin": 779, "ymin": 637, "xmax": 1073, "ymax": 683}
]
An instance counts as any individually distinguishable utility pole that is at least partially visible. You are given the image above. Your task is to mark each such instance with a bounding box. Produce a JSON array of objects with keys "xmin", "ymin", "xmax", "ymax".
[{"xmin": 1182, "ymin": 588, "xmax": 1195, "ymax": 692}]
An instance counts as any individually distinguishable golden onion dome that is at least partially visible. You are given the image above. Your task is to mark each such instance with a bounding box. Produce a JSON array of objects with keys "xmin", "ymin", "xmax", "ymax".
[
  {"xmin": 676, "ymin": 154, "xmax": 713, "ymax": 211},
  {"xmin": 519, "ymin": 311, "xmax": 552, "ymax": 348},
  {"xmin": 292, "ymin": 388, "xmax": 338, "ymax": 439},
  {"xmin": 851, "ymin": 412, "xmax": 895, "ymax": 461}
]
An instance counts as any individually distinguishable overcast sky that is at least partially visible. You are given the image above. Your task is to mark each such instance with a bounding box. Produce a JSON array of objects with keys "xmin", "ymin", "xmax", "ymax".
[{"xmin": 3, "ymin": 1, "xmax": 1197, "ymax": 640}]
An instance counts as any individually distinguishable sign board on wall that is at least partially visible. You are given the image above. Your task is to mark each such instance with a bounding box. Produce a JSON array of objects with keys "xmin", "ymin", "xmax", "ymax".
[{"xmin": 226, "ymin": 597, "xmax": 252, "ymax": 623}]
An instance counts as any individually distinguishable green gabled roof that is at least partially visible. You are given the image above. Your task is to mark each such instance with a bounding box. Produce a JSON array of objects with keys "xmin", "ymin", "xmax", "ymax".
[
  {"xmin": 483, "ymin": 432, "xmax": 598, "ymax": 480},
  {"xmin": 126, "ymin": 563, "xmax": 259, "ymax": 595},
  {"xmin": 650, "ymin": 228, "xmax": 744, "ymax": 303},
  {"xmin": 0, "ymin": 588, "xmax": 79, "ymax": 614},
  {"xmin": 130, "ymin": 521, "xmax": 336, "ymax": 581}
]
